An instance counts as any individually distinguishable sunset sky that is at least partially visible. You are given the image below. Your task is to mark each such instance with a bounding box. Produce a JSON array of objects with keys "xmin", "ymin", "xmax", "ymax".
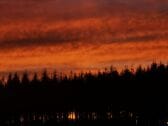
[{"xmin": 0, "ymin": 0, "xmax": 168, "ymax": 74}]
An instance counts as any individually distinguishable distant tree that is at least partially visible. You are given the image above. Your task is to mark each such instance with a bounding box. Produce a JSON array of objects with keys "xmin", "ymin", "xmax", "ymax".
[
  {"xmin": 79, "ymin": 71, "xmax": 84, "ymax": 80},
  {"xmin": 136, "ymin": 66, "xmax": 145, "ymax": 80},
  {"xmin": 73, "ymin": 73, "xmax": 77, "ymax": 81},
  {"xmin": 59, "ymin": 72, "xmax": 63, "ymax": 82},
  {"xmin": 69, "ymin": 71, "xmax": 73, "ymax": 80},
  {"xmin": 109, "ymin": 66, "xmax": 119, "ymax": 79},
  {"xmin": 52, "ymin": 70, "xmax": 58, "ymax": 84},
  {"xmin": 12, "ymin": 72, "xmax": 20, "ymax": 85},
  {"xmin": 157, "ymin": 63, "xmax": 166, "ymax": 73},
  {"xmin": 7, "ymin": 73, "xmax": 12, "ymax": 87},
  {"xmin": 7, "ymin": 72, "xmax": 20, "ymax": 88},
  {"xmin": 31, "ymin": 72, "xmax": 39, "ymax": 85},
  {"xmin": 21, "ymin": 71, "xmax": 29, "ymax": 86},
  {"xmin": 121, "ymin": 68, "xmax": 133, "ymax": 80},
  {"xmin": 150, "ymin": 62, "xmax": 158, "ymax": 73},
  {"xmin": 41, "ymin": 70, "xmax": 50, "ymax": 84},
  {"xmin": 110, "ymin": 66, "xmax": 116, "ymax": 73},
  {"xmin": 62, "ymin": 74, "xmax": 68, "ymax": 83}
]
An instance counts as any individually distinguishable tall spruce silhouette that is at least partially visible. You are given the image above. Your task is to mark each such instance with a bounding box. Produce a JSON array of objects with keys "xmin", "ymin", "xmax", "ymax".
[{"xmin": 21, "ymin": 71, "xmax": 29, "ymax": 86}]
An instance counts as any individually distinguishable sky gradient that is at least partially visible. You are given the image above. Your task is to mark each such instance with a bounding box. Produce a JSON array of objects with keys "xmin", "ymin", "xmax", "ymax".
[{"xmin": 0, "ymin": 0, "xmax": 168, "ymax": 74}]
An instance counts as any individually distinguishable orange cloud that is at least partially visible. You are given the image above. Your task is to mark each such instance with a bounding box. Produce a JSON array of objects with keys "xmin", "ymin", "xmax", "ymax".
[
  {"xmin": 0, "ymin": 40, "xmax": 167, "ymax": 75},
  {"xmin": 0, "ymin": 0, "xmax": 168, "ymax": 74}
]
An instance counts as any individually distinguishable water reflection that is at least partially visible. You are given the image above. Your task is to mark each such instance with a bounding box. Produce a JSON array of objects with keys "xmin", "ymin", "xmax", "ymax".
[
  {"xmin": 18, "ymin": 111, "xmax": 134, "ymax": 122},
  {"xmin": 0, "ymin": 111, "xmax": 137, "ymax": 126},
  {"xmin": 68, "ymin": 112, "xmax": 76, "ymax": 120}
]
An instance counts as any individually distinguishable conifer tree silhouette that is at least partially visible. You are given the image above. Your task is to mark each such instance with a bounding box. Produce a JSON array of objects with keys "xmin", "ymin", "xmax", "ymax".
[
  {"xmin": 12, "ymin": 72, "xmax": 20, "ymax": 86},
  {"xmin": 21, "ymin": 71, "xmax": 29, "ymax": 86}
]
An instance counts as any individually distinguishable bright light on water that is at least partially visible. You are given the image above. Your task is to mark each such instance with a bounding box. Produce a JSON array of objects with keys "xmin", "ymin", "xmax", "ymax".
[{"xmin": 68, "ymin": 112, "xmax": 76, "ymax": 120}]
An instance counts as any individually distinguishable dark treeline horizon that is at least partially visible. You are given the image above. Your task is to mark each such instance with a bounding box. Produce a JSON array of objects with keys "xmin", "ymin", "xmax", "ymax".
[
  {"xmin": 0, "ymin": 62, "xmax": 167, "ymax": 86},
  {"xmin": 0, "ymin": 62, "xmax": 167, "ymax": 126}
]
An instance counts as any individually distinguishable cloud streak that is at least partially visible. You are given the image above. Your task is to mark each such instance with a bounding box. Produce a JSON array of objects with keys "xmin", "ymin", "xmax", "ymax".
[{"xmin": 0, "ymin": 16, "xmax": 168, "ymax": 48}]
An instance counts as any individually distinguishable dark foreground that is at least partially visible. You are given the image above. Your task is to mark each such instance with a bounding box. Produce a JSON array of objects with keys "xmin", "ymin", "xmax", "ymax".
[{"xmin": 0, "ymin": 63, "xmax": 167, "ymax": 126}]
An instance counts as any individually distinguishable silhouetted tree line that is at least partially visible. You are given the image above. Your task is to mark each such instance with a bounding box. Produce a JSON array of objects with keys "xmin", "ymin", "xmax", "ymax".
[{"xmin": 0, "ymin": 63, "xmax": 167, "ymax": 125}]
